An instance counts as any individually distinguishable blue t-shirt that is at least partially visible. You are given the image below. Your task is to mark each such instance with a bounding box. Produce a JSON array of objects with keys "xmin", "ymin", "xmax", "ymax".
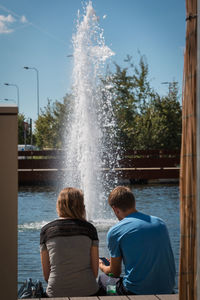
[{"xmin": 107, "ymin": 212, "xmax": 176, "ymax": 295}]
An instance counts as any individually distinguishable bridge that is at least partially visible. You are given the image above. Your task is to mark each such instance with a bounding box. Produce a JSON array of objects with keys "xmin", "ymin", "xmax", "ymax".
[{"xmin": 18, "ymin": 149, "xmax": 180, "ymax": 185}]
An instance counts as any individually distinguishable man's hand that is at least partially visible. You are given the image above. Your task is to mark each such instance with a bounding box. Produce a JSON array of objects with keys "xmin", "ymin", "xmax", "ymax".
[
  {"xmin": 99, "ymin": 258, "xmax": 111, "ymax": 274},
  {"xmin": 99, "ymin": 256, "xmax": 122, "ymax": 277}
]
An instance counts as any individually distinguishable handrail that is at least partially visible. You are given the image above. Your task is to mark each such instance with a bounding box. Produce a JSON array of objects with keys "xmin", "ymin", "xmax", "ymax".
[{"xmin": 18, "ymin": 149, "xmax": 180, "ymax": 158}]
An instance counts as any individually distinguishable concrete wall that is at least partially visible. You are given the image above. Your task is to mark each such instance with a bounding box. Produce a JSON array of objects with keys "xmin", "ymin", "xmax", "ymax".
[{"xmin": 0, "ymin": 106, "xmax": 18, "ymax": 299}]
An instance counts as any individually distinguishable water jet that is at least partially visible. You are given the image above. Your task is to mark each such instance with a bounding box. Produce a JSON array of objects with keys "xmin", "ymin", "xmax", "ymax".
[{"xmin": 63, "ymin": 1, "xmax": 119, "ymax": 220}]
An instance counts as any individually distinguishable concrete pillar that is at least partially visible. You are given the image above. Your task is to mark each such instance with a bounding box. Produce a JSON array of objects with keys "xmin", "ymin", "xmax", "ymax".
[{"xmin": 0, "ymin": 106, "xmax": 18, "ymax": 299}]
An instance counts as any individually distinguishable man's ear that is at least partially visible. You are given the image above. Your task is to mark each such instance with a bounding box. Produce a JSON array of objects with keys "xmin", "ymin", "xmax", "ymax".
[{"xmin": 112, "ymin": 205, "xmax": 120, "ymax": 216}]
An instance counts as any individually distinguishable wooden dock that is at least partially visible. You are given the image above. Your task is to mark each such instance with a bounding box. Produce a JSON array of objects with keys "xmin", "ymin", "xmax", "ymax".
[{"xmin": 20, "ymin": 294, "xmax": 179, "ymax": 300}]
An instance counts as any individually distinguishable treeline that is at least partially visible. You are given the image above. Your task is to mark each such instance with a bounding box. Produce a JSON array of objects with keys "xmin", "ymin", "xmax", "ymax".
[{"xmin": 18, "ymin": 54, "xmax": 182, "ymax": 150}]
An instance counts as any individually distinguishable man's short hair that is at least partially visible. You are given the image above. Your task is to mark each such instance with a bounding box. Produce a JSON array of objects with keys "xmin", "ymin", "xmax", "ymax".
[{"xmin": 108, "ymin": 186, "xmax": 135, "ymax": 211}]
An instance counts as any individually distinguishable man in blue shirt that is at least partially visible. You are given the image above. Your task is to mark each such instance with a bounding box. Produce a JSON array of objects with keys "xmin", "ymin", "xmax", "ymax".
[{"xmin": 99, "ymin": 186, "xmax": 176, "ymax": 295}]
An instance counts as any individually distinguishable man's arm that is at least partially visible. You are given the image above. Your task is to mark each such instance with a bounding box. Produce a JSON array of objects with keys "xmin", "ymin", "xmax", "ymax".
[{"xmin": 99, "ymin": 256, "xmax": 122, "ymax": 277}]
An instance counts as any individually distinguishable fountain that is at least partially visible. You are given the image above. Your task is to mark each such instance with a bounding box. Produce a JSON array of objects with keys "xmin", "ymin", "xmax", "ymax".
[{"xmin": 64, "ymin": 1, "xmax": 119, "ymax": 221}]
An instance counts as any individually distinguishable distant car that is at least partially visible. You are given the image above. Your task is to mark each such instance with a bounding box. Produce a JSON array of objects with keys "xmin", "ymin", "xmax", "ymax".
[
  {"xmin": 18, "ymin": 144, "xmax": 38, "ymax": 151},
  {"xmin": 18, "ymin": 145, "xmax": 39, "ymax": 159}
]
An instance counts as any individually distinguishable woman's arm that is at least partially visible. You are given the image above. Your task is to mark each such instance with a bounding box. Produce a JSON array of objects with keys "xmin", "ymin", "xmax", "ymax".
[
  {"xmin": 40, "ymin": 249, "xmax": 50, "ymax": 282},
  {"xmin": 90, "ymin": 245, "xmax": 99, "ymax": 278}
]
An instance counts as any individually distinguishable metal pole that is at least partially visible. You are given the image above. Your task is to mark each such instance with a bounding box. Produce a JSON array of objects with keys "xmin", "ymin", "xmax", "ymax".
[
  {"xmin": 30, "ymin": 118, "xmax": 33, "ymax": 146},
  {"xmin": 35, "ymin": 68, "xmax": 39, "ymax": 118},
  {"xmin": 23, "ymin": 67, "xmax": 40, "ymax": 118},
  {"xmin": 16, "ymin": 85, "xmax": 19, "ymax": 109},
  {"xmin": 4, "ymin": 83, "xmax": 19, "ymax": 111}
]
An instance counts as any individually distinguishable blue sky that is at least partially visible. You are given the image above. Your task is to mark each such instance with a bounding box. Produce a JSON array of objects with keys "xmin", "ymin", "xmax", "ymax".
[{"xmin": 0, "ymin": 0, "xmax": 185, "ymax": 123}]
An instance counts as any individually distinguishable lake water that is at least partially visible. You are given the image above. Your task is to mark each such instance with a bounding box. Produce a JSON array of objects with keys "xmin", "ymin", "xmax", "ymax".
[{"xmin": 18, "ymin": 184, "xmax": 180, "ymax": 292}]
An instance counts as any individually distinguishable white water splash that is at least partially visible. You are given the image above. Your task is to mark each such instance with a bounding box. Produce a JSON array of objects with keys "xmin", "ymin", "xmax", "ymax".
[
  {"xmin": 18, "ymin": 219, "xmax": 117, "ymax": 232},
  {"xmin": 64, "ymin": 1, "xmax": 119, "ymax": 220},
  {"xmin": 18, "ymin": 221, "xmax": 48, "ymax": 231}
]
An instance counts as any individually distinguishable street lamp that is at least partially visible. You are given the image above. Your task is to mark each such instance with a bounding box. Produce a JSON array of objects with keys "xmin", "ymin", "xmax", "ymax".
[
  {"xmin": 161, "ymin": 82, "xmax": 171, "ymax": 94},
  {"xmin": 4, "ymin": 83, "xmax": 19, "ymax": 109},
  {"xmin": 24, "ymin": 66, "xmax": 40, "ymax": 118},
  {"xmin": 4, "ymin": 98, "xmax": 16, "ymax": 103},
  {"xmin": 0, "ymin": 98, "xmax": 15, "ymax": 103},
  {"xmin": 161, "ymin": 81, "xmax": 178, "ymax": 95}
]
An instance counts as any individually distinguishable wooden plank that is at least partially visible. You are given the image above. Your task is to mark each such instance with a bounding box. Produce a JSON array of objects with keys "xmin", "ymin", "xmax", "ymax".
[
  {"xmin": 19, "ymin": 298, "xmax": 68, "ymax": 300},
  {"xmin": 155, "ymin": 295, "xmax": 179, "ymax": 300},
  {"xmin": 18, "ymin": 168, "xmax": 180, "ymax": 185},
  {"xmin": 18, "ymin": 157, "xmax": 180, "ymax": 170},
  {"xmin": 70, "ymin": 297, "xmax": 99, "ymax": 300},
  {"xmin": 18, "ymin": 149, "xmax": 180, "ymax": 159},
  {"xmin": 54, "ymin": 298, "xmax": 69, "ymax": 300},
  {"xmin": 117, "ymin": 168, "xmax": 180, "ymax": 179},
  {"xmin": 18, "ymin": 170, "xmax": 63, "ymax": 184},
  {"xmin": 18, "ymin": 158, "xmax": 64, "ymax": 169},
  {"xmin": 18, "ymin": 149, "xmax": 65, "ymax": 157},
  {"xmin": 118, "ymin": 158, "xmax": 180, "ymax": 168},
  {"xmin": 17, "ymin": 295, "xmax": 178, "ymax": 300},
  {"xmin": 123, "ymin": 150, "xmax": 180, "ymax": 157},
  {"xmin": 99, "ymin": 296, "xmax": 128, "ymax": 300},
  {"xmin": 44, "ymin": 298, "xmax": 69, "ymax": 300},
  {"xmin": 128, "ymin": 295, "xmax": 158, "ymax": 300}
]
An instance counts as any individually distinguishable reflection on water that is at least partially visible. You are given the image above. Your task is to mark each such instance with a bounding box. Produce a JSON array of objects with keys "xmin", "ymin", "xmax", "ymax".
[{"xmin": 18, "ymin": 184, "xmax": 180, "ymax": 292}]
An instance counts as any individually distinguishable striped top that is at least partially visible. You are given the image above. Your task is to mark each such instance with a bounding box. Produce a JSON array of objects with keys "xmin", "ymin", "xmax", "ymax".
[{"xmin": 40, "ymin": 218, "xmax": 99, "ymax": 297}]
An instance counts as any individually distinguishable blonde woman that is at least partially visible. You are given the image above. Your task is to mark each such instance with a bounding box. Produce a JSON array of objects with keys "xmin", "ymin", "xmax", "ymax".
[{"xmin": 40, "ymin": 187, "xmax": 101, "ymax": 297}]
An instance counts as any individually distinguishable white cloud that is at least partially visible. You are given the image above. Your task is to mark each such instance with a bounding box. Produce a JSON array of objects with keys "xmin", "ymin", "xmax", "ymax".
[
  {"xmin": 20, "ymin": 15, "xmax": 27, "ymax": 23},
  {"xmin": 0, "ymin": 13, "xmax": 28, "ymax": 34},
  {"xmin": 0, "ymin": 14, "xmax": 15, "ymax": 22},
  {"xmin": 0, "ymin": 14, "xmax": 15, "ymax": 33}
]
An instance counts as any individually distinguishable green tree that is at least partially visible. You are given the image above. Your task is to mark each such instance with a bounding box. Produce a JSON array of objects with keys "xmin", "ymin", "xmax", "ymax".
[
  {"xmin": 34, "ymin": 94, "xmax": 72, "ymax": 149},
  {"xmin": 103, "ymin": 55, "xmax": 182, "ymax": 150},
  {"xmin": 133, "ymin": 94, "xmax": 182, "ymax": 150},
  {"xmin": 150, "ymin": 84, "xmax": 182, "ymax": 149},
  {"xmin": 18, "ymin": 113, "xmax": 35, "ymax": 145},
  {"xmin": 18, "ymin": 113, "xmax": 26, "ymax": 144},
  {"xmin": 104, "ymin": 54, "xmax": 158, "ymax": 149}
]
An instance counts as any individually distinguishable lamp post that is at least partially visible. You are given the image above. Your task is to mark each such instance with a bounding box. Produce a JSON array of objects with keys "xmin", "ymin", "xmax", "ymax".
[
  {"xmin": 161, "ymin": 81, "xmax": 178, "ymax": 96},
  {"xmin": 4, "ymin": 83, "xmax": 19, "ymax": 110},
  {"xmin": 0, "ymin": 98, "xmax": 15, "ymax": 103},
  {"xmin": 161, "ymin": 81, "xmax": 172, "ymax": 94},
  {"xmin": 4, "ymin": 98, "xmax": 16, "ymax": 103},
  {"xmin": 24, "ymin": 66, "xmax": 40, "ymax": 118}
]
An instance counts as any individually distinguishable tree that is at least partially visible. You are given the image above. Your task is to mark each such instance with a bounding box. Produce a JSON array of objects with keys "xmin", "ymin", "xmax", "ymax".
[
  {"xmin": 133, "ymin": 92, "xmax": 182, "ymax": 150},
  {"xmin": 104, "ymin": 54, "xmax": 158, "ymax": 149},
  {"xmin": 18, "ymin": 113, "xmax": 35, "ymax": 145},
  {"xmin": 18, "ymin": 113, "xmax": 26, "ymax": 144},
  {"xmin": 34, "ymin": 94, "xmax": 72, "ymax": 149},
  {"xmin": 103, "ymin": 55, "xmax": 182, "ymax": 150},
  {"xmin": 150, "ymin": 85, "xmax": 182, "ymax": 149},
  {"xmin": 33, "ymin": 55, "xmax": 182, "ymax": 151}
]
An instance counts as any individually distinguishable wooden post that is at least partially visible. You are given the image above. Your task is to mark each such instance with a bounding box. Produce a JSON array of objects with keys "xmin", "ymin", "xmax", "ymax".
[
  {"xmin": 197, "ymin": 0, "xmax": 200, "ymax": 298},
  {"xmin": 0, "ymin": 106, "xmax": 18, "ymax": 299},
  {"xmin": 179, "ymin": 0, "xmax": 197, "ymax": 299}
]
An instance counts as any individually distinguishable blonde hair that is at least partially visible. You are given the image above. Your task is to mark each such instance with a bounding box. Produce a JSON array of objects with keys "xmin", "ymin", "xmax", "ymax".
[{"xmin": 56, "ymin": 187, "xmax": 85, "ymax": 220}]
